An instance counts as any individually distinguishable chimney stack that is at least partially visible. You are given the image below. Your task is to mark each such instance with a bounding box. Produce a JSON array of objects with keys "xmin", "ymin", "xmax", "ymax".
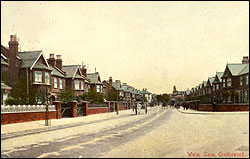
[
  {"xmin": 8, "ymin": 35, "xmax": 19, "ymax": 87},
  {"xmin": 242, "ymin": 56, "xmax": 249, "ymax": 64},
  {"xmin": 109, "ymin": 77, "xmax": 112, "ymax": 88},
  {"xmin": 56, "ymin": 55, "xmax": 62, "ymax": 70},
  {"xmin": 81, "ymin": 65, "xmax": 87, "ymax": 77},
  {"xmin": 48, "ymin": 53, "xmax": 56, "ymax": 67}
]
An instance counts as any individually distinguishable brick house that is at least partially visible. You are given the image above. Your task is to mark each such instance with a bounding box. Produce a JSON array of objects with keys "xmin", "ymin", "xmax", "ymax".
[
  {"xmin": 47, "ymin": 54, "xmax": 66, "ymax": 101},
  {"xmin": 1, "ymin": 35, "xmax": 56, "ymax": 104},
  {"xmin": 62, "ymin": 65, "xmax": 87, "ymax": 96},
  {"xmin": 102, "ymin": 78, "xmax": 124, "ymax": 101},
  {"xmin": 212, "ymin": 72, "xmax": 224, "ymax": 103},
  {"xmin": 1, "ymin": 52, "xmax": 12, "ymax": 104},
  {"xmin": 221, "ymin": 61, "xmax": 248, "ymax": 103},
  {"xmin": 237, "ymin": 63, "xmax": 249, "ymax": 103},
  {"xmin": 121, "ymin": 83, "xmax": 131, "ymax": 102},
  {"xmin": 87, "ymin": 72, "xmax": 103, "ymax": 94}
]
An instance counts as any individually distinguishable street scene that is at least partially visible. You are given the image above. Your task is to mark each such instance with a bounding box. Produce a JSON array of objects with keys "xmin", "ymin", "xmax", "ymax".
[
  {"xmin": 1, "ymin": 1, "xmax": 249, "ymax": 158},
  {"xmin": 1, "ymin": 106, "xmax": 249, "ymax": 158}
]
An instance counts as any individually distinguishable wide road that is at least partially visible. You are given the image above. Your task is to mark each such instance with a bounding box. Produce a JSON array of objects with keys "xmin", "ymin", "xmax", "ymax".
[{"xmin": 1, "ymin": 106, "xmax": 249, "ymax": 158}]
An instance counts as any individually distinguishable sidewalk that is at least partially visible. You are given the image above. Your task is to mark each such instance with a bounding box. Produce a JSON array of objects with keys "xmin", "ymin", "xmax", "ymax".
[
  {"xmin": 1, "ymin": 108, "xmax": 139, "ymax": 136},
  {"xmin": 177, "ymin": 106, "xmax": 249, "ymax": 115}
]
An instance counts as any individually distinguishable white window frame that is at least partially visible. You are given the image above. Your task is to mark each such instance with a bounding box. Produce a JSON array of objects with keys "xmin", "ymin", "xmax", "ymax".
[
  {"xmin": 240, "ymin": 76, "xmax": 243, "ymax": 85},
  {"xmin": 74, "ymin": 80, "xmax": 80, "ymax": 90},
  {"xmin": 45, "ymin": 72, "xmax": 50, "ymax": 85},
  {"xmin": 35, "ymin": 71, "xmax": 42, "ymax": 83},
  {"xmin": 227, "ymin": 78, "xmax": 231, "ymax": 87},
  {"xmin": 81, "ymin": 81, "xmax": 84, "ymax": 90},
  {"xmin": 96, "ymin": 85, "xmax": 101, "ymax": 93},
  {"xmin": 246, "ymin": 75, "xmax": 249, "ymax": 85},
  {"xmin": 59, "ymin": 79, "xmax": 63, "ymax": 89},
  {"xmin": 54, "ymin": 77, "xmax": 58, "ymax": 88}
]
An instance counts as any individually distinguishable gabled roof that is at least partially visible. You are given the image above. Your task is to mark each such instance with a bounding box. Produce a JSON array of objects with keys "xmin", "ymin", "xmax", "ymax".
[
  {"xmin": 121, "ymin": 84, "xmax": 130, "ymax": 93},
  {"xmin": 87, "ymin": 72, "xmax": 102, "ymax": 84},
  {"xmin": 208, "ymin": 77, "xmax": 215, "ymax": 86},
  {"xmin": 18, "ymin": 50, "xmax": 50, "ymax": 70},
  {"xmin": 202, "ymin": 81, "xmax": 207, "ymax": 87},
  {"xmin": 238, "ymin": 63, "xmax": 249, "ymax": 75},
  {"xmin": 62, "ymin": 65, "xmax": 84, "ymax": 79},
  {"xmin": 215, "ymin": 72, "xmax": 224, "ymax": 82},
  {"xmin": 112, "ymin": 81, "xmax": 123, "ymax": 91},
  {"xmin": 50, "ymin": 65, "xmax": 65, "ymax": 78},
  {"xmin": 226, "ymin": 63, "xmax": 247, "ymax": 76},
  {"xmin": 1, "ymin": 54, "xmax": 8, "ymax": 66}
]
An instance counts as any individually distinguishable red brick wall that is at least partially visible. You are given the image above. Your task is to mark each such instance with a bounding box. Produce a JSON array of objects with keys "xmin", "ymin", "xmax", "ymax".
[
  {"xmin": 198, "ymin": 104, "xmax": 249, "ymax": 112},
  {"xmin": 87, "ymin": 108, "xmax": 108, "ymax": 115},
  {"xmin": 1, "ymin": 112, "xmax": 56, "ymax": 125}
]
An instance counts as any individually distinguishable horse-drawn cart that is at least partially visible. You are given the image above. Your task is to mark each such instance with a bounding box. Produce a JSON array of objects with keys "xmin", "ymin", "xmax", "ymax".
[{"xmin": 134, "ymin": 101, "xmax": 147, "ymax": 115}]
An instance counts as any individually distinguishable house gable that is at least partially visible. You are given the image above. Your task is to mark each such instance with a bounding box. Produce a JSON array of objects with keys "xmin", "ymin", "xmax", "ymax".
[{"xmin": 222, "ymin": 66, "xmax": 232, "ymax": 78}]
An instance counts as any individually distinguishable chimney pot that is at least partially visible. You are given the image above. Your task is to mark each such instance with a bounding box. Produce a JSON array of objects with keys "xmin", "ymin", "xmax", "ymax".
[
  {"xmin": 56, "ymin": 55, "xmax": 61, "ymax": 59},
  {"xmin": 50, "ymin": 54, "xmax": 55, "ymax": 59}
]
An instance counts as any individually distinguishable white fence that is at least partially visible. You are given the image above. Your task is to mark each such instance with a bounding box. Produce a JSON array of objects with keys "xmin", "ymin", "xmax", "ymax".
[{"xmin": 1, "ymin": 105, "xmax": 56, "ymax": 114}]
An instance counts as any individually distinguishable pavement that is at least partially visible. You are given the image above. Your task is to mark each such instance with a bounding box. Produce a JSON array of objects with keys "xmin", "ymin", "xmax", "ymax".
[{"xmin": 1, "ymin": 106, "xmax": 249, "ymax": 158}]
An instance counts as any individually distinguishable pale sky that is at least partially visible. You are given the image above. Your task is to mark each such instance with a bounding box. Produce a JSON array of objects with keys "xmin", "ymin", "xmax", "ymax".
[{"xmin": 1, "ymin": 1, "xmax": 249, "ymax": 94}]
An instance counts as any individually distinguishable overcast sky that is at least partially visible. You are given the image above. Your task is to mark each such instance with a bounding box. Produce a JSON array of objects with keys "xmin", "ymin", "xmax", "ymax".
[{"xmin": 1, "ymin": 1, "xmax": 249, "ymax": 94}]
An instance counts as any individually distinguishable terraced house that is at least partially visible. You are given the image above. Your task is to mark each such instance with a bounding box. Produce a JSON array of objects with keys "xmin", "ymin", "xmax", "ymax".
[
  {"xmin": 212, "ymin": 72, "xmax": 224, "ymax": 103},
  {"xmin": 221, "ymin": 61, "xmax": 248, "ymax": 103},
  {"xmin": 62, "ymin": 65, "xmax": 89, "ymax": 96},
  {"xmin": 87, "ymin": 72, "xmax": 103, "ymax": 94}
]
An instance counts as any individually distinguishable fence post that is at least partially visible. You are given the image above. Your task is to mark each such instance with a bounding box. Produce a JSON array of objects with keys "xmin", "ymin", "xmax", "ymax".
[
  {"xmin": 53, "ymin": 101, "xmax": 62, "ymax": 119},
  {"xmin": 70, "ymin": 101, "xmax": 77, "ymax": 117},
  {"xmin": 105, "ymin": 101, "xmax": 110, "ymax": 113},
  {"xmin": 82, "ymin": 101, "xmax": 88, "ymax": 116}
]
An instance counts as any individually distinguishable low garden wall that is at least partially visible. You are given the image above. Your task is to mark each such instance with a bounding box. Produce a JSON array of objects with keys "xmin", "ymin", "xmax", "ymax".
[
  {"xmin": 186, "ymin": 102, "xmax": 249, "ymax": 112},
  {"xmin": 1, "ymin": 104, "xmax": 57, "ymax": 125}
]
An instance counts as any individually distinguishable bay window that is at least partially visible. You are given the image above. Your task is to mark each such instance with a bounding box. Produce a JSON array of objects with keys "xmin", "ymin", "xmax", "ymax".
[
  {"xmin": 35, "ymin": 71, "xmax": 42, "ymax": 83},
  {"xmin": 227, "ymin": 78, "xmax": 231, "ymax": 87},
  {"xmin": 54, "ymin": 77, "xmax": 57, "ymax": 88},
  {"xmin": 240, "ymin": 76, "xmax": 243, "ymax": 85},
  {"xmin": 45, "ymin": 72, "xmax": 50, "ymax": 84},
  {"xmin": 246, "ymin": 75, "xmax": 249, "ymax": 85},
  {"xmin": 74, "ymin": 80, "xmax": 80, "ymax": 90},
  {"xmin": 81, "ymin": 81, "xmax": 84, "ymax": 90},
  {"xmin": 59, "ymin": 79, "xmax": 63, "ymax": 89}
]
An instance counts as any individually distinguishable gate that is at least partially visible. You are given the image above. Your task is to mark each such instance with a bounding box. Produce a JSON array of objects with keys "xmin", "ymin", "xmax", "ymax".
[
  {"xmin": 61, "ymin": 103, "xmax": 71, "ymax": 118},
  {"xmin": 77, "ymin": 104, "xmax": 83, "ymax": 117}
]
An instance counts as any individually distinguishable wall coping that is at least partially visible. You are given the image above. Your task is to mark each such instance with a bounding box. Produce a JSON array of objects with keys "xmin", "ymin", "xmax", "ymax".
[
  {"xmin": 1, "ymin": 105, "xmax": 56, "ymax": 114},
  {"xmin": 88, "ymin": 107, "xmax": 108, "ymax": 109}
]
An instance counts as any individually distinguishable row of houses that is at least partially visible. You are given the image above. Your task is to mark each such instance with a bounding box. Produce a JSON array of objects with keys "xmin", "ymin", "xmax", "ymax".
[
  {"xmin": 184, "ymin": 56, "xmax": 249, "ymax": 104},
  {"xmin": 1, "ymin": 35, "xmax": 153, "ymax": 105}
]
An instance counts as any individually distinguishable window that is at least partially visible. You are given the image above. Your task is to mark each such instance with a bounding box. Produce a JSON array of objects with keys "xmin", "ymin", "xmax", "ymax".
[
  {"xmin": 96, "ymin": 85, "xmax": 100, "ymax": 92},
  {"xmin": 54, "ymin": 77, "xmax": 57, "ymax": 88},
  {"xmin": 240, "ymin": 76, "xmax": 243, "ymax": 85},
  {"xmin": 75, "ymin": 80, "xmax": 79, "ymax": 90},
  {"xmin": 35, "ymin": 71, "xmax": 42, "ymax": 83},
  {"xmin": 45, "ymin": 72, "xmax": 50, "ymax": 84},
  {"xmin": 246, "ymin": 75, "xmax": 249, "ymax": 85},
  {"xmin": 222, "ymin": 79, "xmax": 225, "ymax": 87},
  {"xmin": 59, "ymin": 79, "xmax": 63, "ymax": 89},
  {"xmin": 216, "ymin": 84, "xmax": 219, "ymax": 90},
  {"xmin": 81, "ymin": 81, "xmax": 84, "ymax": 90},
  {"xmin": 2, "ymin": 92, "xmax": 7, "ymax": 104},
  {"xmin": 227, "ymin": 78, "xmax": 231, "ymax": 87}
]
